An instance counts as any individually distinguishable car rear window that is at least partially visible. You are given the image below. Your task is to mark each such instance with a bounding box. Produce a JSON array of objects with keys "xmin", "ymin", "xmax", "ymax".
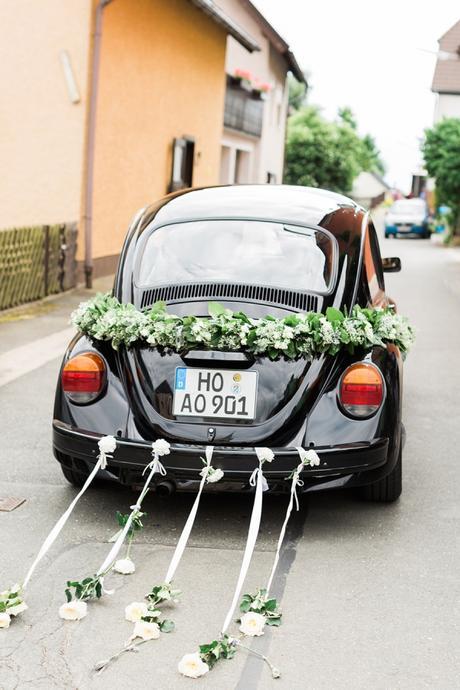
[
  {"xmin": 137, "ymin": 220, "xmax": 336, "ymax": 293},
  {"xmin": 390, "ymin": 200, "xmax": 426, "ymax": 215}
]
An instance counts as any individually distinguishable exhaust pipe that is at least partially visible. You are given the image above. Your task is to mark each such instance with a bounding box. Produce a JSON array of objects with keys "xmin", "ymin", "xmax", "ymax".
[{"xmin": 155, "ymin": 480, "xmax": 176, "ymax": 497}]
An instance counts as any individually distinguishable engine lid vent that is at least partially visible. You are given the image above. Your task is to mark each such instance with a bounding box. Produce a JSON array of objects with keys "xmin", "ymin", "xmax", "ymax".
[{"xmin": 139, "ymin": 282, "xmax": 319, "ymax": 313}]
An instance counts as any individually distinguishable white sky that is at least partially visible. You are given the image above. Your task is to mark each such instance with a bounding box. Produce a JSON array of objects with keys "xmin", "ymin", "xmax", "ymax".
[{"xmin": 253, "ymin": 0, "xmax": 459, "ymax": 192}]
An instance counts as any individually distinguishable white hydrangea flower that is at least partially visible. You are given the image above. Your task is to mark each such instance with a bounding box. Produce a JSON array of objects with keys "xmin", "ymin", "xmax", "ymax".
[
  {"xmin": 255, "ymin": 447, "xmax": 274, "ymax": 463},
  {"xmin": 98, "ymin": 435, "xmax": 117, "ymax": 454},
  {"xmin": 318, "ymin": 317, "xmax": 339, "ymax": 345},
  {"xmin": 205, "ymin": 468, "xmax": 224, "ymax": 483},
  {"xmin": 239, "ymin": 611, "xmax": 266, "ymax": 636},
  {"xmin": 274, "ymin": 339, "xmax": 289, "ymax": 350},
  {"xmin": 152, "ymin": 439, "xmax": 171, "ymax": 456},
  {"xmin": 59, "ymin": 600, "xmax": 87, "ymax": 621},
  {"xmin": 125, "ymin": 601, "xmax": 149, "ymax": 623},
  {"xmin": 298, "ymin": 448, "xmax": 320, "ymax": 467},
  {"xmin": 178, "ymin": 652, "xmax": 210, "ymax": 678},
  {"xmin": 113, "ymin": 558, "xmax": 135, "ymax": 575}
]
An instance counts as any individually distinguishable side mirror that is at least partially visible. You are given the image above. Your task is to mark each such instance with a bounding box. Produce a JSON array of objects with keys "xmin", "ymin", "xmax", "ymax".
[{"xmin": 382, "ymin": 256, "xmax": 401, "ymax": 273}]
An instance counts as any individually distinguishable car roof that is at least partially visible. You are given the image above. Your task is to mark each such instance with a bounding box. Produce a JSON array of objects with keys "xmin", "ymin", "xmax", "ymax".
[
  {"xmin": 139, "ymin": 185, "xmax": 365, "ymax": 235},
  {"xmin": 119, "ymin": 186, "xmax": 369, "ymax": 311}
]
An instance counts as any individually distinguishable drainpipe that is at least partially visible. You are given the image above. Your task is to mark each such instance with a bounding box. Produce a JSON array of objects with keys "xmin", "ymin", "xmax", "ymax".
[{"xmin": 83, "ymin": 0, "xmax": 113, "ymax": 288}]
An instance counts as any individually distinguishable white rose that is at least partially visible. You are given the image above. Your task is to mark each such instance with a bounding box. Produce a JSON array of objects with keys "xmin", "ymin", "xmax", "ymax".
[
  {"xmin": 113, "ymin": 558, "xmax": 135, "ymax": 575},
  {"xmin": 98, "ymin": 435, "xmax": 117, "ymax": 454},
  {"xmin": 304, "ymin": 449, "xmax": 320, "ymax": 467},
  {"xmin": 178, "ymin": 652, "xmax": 209, "ymax": 678},
  {"xmin": 125, "ymin": 601, "xmax": 149, "ymax": 623},
  {"xmin": 131, "ymin": 620, "xmax": 160, "ymax": 641},
  {"xmin": 0, "ymin": 612, "xmax": 11, "ymax": 628},
  {"xmin": 59, "ymin": 600, "xmax": 87, "ymax": 621},
  {"xmin": 297, "ymin": 448, "xmax": 320, "ymax": 467},
  {"xmin": 8, "ymin": 601, "xmax": 28, "ymax": 616},
  {"xmin": 152, "ymin": 439, "xmax": 171, "ymax": 457},
  {"xmin": 239, "ymin": 611, "xmax": 266, "ymax": 637},
  {"xmin": 206, "ymin": 468, "xmax": 224, "ymax": 484},
  {"xmin": 255, "ymin": 447, "xmax": 274, "ymax": 463}
]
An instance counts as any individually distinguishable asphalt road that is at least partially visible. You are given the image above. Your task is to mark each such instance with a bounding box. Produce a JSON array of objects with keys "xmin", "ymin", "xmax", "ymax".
[{"xmin": 1, "ymin": 226, "xmax": 459, "ymax": 689}]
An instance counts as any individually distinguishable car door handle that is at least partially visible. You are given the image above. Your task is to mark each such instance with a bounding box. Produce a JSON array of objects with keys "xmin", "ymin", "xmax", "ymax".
[{"xmin": 181, "ymin": 350, "xmax": 255, "ymax": 369}]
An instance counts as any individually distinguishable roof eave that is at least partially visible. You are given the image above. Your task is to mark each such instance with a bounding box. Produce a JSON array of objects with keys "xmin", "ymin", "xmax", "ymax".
[
  {"xmin": 239, "ymin": 0, "xmax": 307, "ymax": 84},
  {"xmin": 285, "ymin": 49, "xmax": 306, "ymax": 84},
  {"xmin": 189, "ymin": 0, "xmax": 261, "ymax": 53}
]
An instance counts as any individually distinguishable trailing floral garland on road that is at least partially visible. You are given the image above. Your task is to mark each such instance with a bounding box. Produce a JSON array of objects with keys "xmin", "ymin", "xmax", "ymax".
[
  {"xmin": 177, "ymin": 447, "xmax": 321, "ymax": 679},
  {"xmin": 71, "ymin": 293, "xmax": 415, "ymax": 360}
]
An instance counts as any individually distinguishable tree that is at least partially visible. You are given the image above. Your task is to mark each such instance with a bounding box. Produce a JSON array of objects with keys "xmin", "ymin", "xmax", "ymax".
[
  {"xmin": 284, "ymin": 106, "xmax": 356, "ymax": 193},
  {"xmin": 288, "ymin": 74, "xmax": 308, "ymax": 112},
  {"xmin": 423, "ymin": 118, "xmax": 460, "ymax": 233},
  {"xmin": 360, "ymin": 134, "xmax": 386, "ymax": 176},
  {"xmin": 337, "ymin": 109, "xmax": 385, "ymax": 176},
  {"xmin": 284, "ymin": 106, "xmax": 385, "ymax": 194},
  {"xmin": 284, "ymin": 105, "xmax": 385, "ymax": 194}
]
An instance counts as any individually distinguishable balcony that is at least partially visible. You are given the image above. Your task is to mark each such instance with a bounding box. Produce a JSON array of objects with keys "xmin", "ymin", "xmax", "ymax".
[{"xmin": 223, "ymin": 76, "xmax": 264, "ymax": 137}]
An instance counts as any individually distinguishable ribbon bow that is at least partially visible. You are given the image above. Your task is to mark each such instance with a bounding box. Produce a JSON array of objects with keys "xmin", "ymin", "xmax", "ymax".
[
  {"xmin": 249, "ymin": 466, "xmax": 269, "ymax": 492},
  {"xmin": 200, "ymin": 446, "xmax": 214, "ymax": 480},
  {"xmin": 142, "ymin": 453, "xmax": 167, "ymax": 477}
]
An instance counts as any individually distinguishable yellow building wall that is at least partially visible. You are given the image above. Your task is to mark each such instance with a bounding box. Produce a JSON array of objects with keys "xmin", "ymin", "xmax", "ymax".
[
  {"xmin": 90, "ymin": 0, "xmax": 227, "ymax": 263},
  {"xmin": 0, "ymin": 0, "xmax": 92, "ymax": 227}
]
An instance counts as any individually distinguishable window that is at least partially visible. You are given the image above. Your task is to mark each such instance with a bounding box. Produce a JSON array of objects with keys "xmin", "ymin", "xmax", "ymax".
[
  {"xmin": 223, "ymin": 78, "xmax": 264, "ymax": 137},
  {"xmin": 363, "ymin": 224, "xmax": 385, "ymax": 305},
  {"xmin": 137, "ymin": 220, "xmax": 336, "ymax": 293},
  {"xmin": 169, "ymin": 137, "xmax": 194, "ymax": 193}
]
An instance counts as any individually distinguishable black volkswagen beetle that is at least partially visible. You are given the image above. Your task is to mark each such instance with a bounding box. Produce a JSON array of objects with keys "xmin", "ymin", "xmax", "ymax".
[{"xmin": 53, "ymin": 185, "xmax": 405, "ymax": 502}]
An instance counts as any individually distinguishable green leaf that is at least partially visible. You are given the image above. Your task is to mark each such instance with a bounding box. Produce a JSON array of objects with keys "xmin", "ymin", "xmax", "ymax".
[
  {"xmin": 160, "ymin": 619, "xmax": 175, "ymax": 633},
  {"xmin": 150, "ymin": 301, "xmax": 167, "ymax": 315},
  {"xmin": 264, "ymin": 598, "xmax": 278, "ymax": 612},
  {"xmin": 284, "ymin": 315, "xmax": 300, "ymax": 327},
  {"xmin": 268, "ymin": 347, "xmax": 279, "ymax": 361},
  {"xmin": 326, "ymin": 307, "xmax": 344, "ymax": 323},
  {"xmin": 65, "ymin": 589, "xmax": 72, "ymax": 603},
  {"xmin": 266, "ymin": 617, "xmax": 282, "ymax": 627},
  {"xmin": 239, "ymin": 599, "xmax": 251, "ymax": 612},
  {"xmin": 199, "ymin": 641, "xmax": 218, "ymax": 654},
  {"xmin": 208, "ymin": 301, "xmax": 227, "ymax": 318}
]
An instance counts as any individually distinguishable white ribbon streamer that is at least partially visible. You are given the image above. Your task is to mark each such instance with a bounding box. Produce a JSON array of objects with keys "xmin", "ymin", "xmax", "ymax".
[
  {"xmin": 164, "ymin": 446, "xmax": 214, "ymax": 584},
  {"xmin": 23, "ymin": 449, "xmax": 111, "ymax": 588},
  {"xmin": 97, "ymin": 452, "xmax": 164, "ymax": 577},
  {"xmin": 264, "ymin": 448, "xmax": 306, "ymax": 595},
  {"xmin": 142, "ymin": 457, "xmax": 167, "ymax": 477},
  {"xmin": 220, "ymin": 450, "xmax": 267, "ymax": 634}
]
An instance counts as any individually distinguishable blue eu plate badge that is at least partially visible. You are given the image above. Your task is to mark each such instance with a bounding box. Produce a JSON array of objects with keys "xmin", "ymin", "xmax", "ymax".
[{"xmin": 175, "ymin": 367, "xmax": 187, "ymax": 391}]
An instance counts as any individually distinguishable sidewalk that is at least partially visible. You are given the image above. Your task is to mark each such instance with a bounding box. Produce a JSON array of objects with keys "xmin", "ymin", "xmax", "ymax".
[{"xmin": 0, "ymin": 275, "xmax": 114, "ymax": 386}]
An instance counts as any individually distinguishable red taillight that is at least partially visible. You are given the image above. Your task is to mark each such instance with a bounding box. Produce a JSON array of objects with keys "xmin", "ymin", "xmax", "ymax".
[
  {"xmin": 339, "ymin": 363, "xmax": 384, "ymax": 418},
  {"xmin": 62, "ymin": 353, "xmax": 106, "ymax": 403}
]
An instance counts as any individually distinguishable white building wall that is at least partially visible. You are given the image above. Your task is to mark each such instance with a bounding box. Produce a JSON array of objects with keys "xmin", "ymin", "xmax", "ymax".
[
  {"xmin": 216, "ymin": 0, "xmax": 289, "ymax": 184},
  {"xmin": 434, "ymin": 94, "xmax": 460, "ymax": 122}
]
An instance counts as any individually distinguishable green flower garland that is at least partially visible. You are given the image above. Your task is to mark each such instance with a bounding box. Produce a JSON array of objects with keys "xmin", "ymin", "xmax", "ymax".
[{"xmin": 71, "ymin": 292, "xmax": 415, "ymax": 360}]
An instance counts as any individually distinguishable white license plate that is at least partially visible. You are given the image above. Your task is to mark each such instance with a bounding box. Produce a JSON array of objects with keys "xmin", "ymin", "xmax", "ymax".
[{"xmin": 173, "ymin": 367, "xmax": 258, "ymax": 420}]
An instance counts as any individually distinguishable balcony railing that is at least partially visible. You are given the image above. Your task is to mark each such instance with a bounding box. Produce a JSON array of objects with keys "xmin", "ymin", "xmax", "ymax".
[{"xmin": 223, "ymin": 77, "xmax": 264, "ymax": 137}]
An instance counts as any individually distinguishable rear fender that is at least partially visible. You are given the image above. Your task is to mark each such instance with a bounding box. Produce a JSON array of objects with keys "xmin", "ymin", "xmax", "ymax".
[
  {"xmin": 53, "ymin": 335, "xmax": 130, "ymax": 437},
  {"xmin": 304, "ymin": 346, "xmax": 402, "ymax": 465}
]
